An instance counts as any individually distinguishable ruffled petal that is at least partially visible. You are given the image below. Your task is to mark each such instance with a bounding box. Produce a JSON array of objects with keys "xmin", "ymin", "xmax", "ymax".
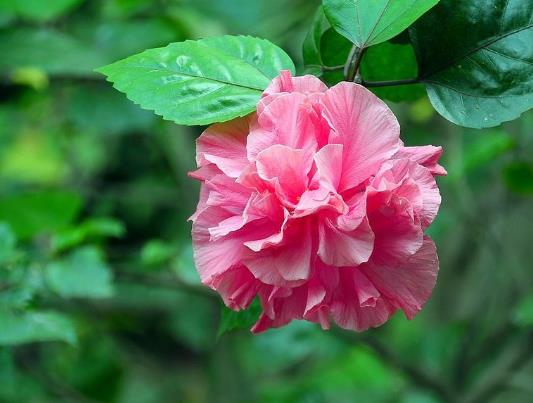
[
  {"xmin": 196, "ymin": 115, "xmax": 250, "ymax": 177},
  {"xmin": 318, "ymin": 217, "xmax": 374, "ymax": 267},
  {"xmin": 321, "ymin": 82, "xmax": 401, "ymax": 192},
  {"xmin": 394, "ymin": 145, "xmax": 447, "ymax": 176},
  {"xmin": 361, "ymin": 237, "xmax": 439, "ymax": 319}
]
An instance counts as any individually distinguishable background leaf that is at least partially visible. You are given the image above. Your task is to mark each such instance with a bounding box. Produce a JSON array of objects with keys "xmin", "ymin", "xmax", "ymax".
[
  {"xmin": 0, "ymin": 191, "xmax": 82, "ymax": 240},
  {"xmin": 322, "ymin": 0, "xmax": 439, "ymax": 48},
  {"xmin": 0, "ymin": 310, "xmax": 77, "ymax": 346},
  {"xmin": 45, "ymin": 247, "xmax": 114, "ymax": 299},
  {"xmin": 218, "ymin": 299, "xmax": 262, "ymax": 337},
  {"xmin": 410, "ymin": 0, "xmax": 533, "ymax": 128},
  {"xmin": 98, "ymin": 35, "xmax": 295, "ymax": 126}
]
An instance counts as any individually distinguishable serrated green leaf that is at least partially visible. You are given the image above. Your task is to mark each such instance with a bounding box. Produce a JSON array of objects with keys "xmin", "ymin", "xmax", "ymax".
[
  {"xmin": 322, "ymin": 0, "xmax": 439, "ymax": 48},
  {"xmin": 410, "ymin": 0, "xmax": 533, "ymax": 128},
  {"xmin": 0, "ymin": 309, "xmax": 77, "ymax": 346},
  {"xmin": 0, "ymin": 191, "xmax": 82, "ymax": 240},
  {"xmin": 97, "ymin": 35, "xmax": 295, "ymax": 126},
  {"xmin": 45, "ymin": 247, "xmax": 114, "ymax": 299},
  {"xmin": 218, "ymin": 299, "xmax": 261, "ymax": 338},
  {"xmin": 503, "ymin": 162, "xmax": 533, "ymax": 195}
]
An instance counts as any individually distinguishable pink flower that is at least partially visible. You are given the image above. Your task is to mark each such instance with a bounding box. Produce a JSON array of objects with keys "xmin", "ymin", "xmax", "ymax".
[{"xmin": 189, "ymin": 71, "xmax": 446, "ymax": 333}]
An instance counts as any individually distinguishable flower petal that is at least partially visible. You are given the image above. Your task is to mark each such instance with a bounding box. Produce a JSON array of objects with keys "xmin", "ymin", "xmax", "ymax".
[{"xmin": 321, "ymin": 82, "xmax": 401, "ymax": 192}]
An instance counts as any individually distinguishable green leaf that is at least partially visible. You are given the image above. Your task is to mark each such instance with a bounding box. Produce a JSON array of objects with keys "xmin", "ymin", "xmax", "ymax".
[
  {"xmin": 0, "ymin": 191, "xmax": 82, "ymax": 240},
  {"xmin": 319, "ymin": 28, "xmax": 352, "ymax": 86},
  {"xmin": 52, "ymin": 218, "xmax": 125, "ymax": 253},
  {"xmin": 141, "ymin": 240, "xmax": 177, "ymax": 267},
  {"xmin": 322, "ymin": 0, "xmax": 439, "ymax": 48},
  {"xmin": 513, "ymin": 293, "xmax": 533, "ymax": 327},
  {"xmin": 503, "ymin": 161, "xmax": 533, "ymax": 195},
  {"xmin": 218, "ymin": 299, "xmax": 261, "ymax": 338},
  {"xmin": 447, "ymin": 130, "xmax": 515, "ymax": 181},
  {"xmin": 45, "ymin": 247, "xmax": 114, "ymax": 299},
  {"xmin": 0, "ymin": 309, "xmax": 77, "ymax": 346},
  {"xmin": 97, "ymin": 35, "xmax": 295, "ymax": 126},
  {"xmin": 0, "ymin": 223, "xmax": 16, "ymax": 265},
  {"xmin": 303, "ymin": 6, "xmax": 331, "ymax": 74},
  {"xmin": 8, "ymin": 0, "xmax": 83, "ymax": 22},
  {"xmin": 0, "ymin": 28, "xmax": 106, "ymax": 76},
  {"xmin": 410, "ymin": 0, "xmax": 533, "ymax": 128},
  {"xmin": 360, "ymin": 41, "xmax": 425, "ymax": 102}
]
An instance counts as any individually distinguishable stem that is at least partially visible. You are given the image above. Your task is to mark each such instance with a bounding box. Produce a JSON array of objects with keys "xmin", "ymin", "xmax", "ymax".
[
  {"xmin": 362, "ymin": 78, "xmax": 420, "ymax": 87},
  {"xmin": 343, "ymin": 45, "xmax": 358, "ymax": 81},
  {"xmin": 349, "ymin": 47, "xmax": 365, "ymax": 83}
]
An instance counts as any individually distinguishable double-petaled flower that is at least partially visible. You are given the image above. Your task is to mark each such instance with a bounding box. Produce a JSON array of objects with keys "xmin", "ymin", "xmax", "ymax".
[{"xmin": 190, "ymin": 71, "xmax": 446, "ymax": 333}]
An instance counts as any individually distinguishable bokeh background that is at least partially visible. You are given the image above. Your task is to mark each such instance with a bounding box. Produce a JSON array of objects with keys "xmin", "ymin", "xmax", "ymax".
[{"xmin": 1, "ymin": 1, "xmax": 533, "ymax": 402}]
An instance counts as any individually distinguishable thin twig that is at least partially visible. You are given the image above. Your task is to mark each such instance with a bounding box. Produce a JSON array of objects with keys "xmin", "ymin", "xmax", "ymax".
[
  {"xmin": 349, "ymin": 47, "xmax": 366, "ymax": 83},
  {"xmin": 361, "ymin": 78, "xmax": 420, "ymax": 87}
]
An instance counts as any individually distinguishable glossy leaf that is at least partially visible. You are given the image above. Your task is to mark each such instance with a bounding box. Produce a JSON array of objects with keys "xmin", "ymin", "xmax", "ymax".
[
  {"xmin": 0, "ymin": 310, "xmax": 77, "ymax": 346},
  {"xmin": 322, "ymin": 0, "xmax": 439, "ymax": 48},
  {"xmin": 410, "ymin": 0, "xmax": 533, "ymax": 128},
  {"xmin": 0, "ymin": 191, "xmax": 82, "ymax": 240},
  {"xmin": 97, "ymin": 35, "xmax": 295, "ymax": 126},
  {"xmin": 45, "ymin": 247, "xmax": 114, "ymax": 299}
]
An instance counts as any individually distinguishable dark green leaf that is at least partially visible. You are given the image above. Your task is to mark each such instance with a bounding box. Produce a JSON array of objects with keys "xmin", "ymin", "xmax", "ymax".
[
  {"xmin": 303, "ymin": 6, "xmax": 331, "ymax": 74},
  {"xmin": 322, "ymin": 0, "xmax": 439, "ymax": 48},
  {"xmin": 410, "ymin": 0, "xmax": 533, "ymax": 128},
  {"xmin": 0, "ymin": 309, "xmax": 77, "ymax": 346},
  {"xmin": 97, "ymin": 35, "xmax": 295, "ymax": 126},
  {"xmin": 503, "ymin": 161, "xmax": 533, "ymax": 195},
  {"xmin": 218, "ymin": 299, "xmax": 261, "ymax": 338},
  {"xmin": 360, "ymin": 41, "xmax": 425, "ymax": 102},
  {"xmin": 513, "ymin": 293, "xmax": 533, "ymax": 327},
  {"xmin": 0, "ymin": 223, "xmax": 16, "ymax": 265},
  {"xmin": 45, "ymin": 247, "xmax": 114, "ymax": 299},
  {"xmin": 319, "ymin": 28, "xmax": 352, "ymax": 86},
  {"xmin": 0, "ymin": 191, "xmax": 82, "ymax": 240}
]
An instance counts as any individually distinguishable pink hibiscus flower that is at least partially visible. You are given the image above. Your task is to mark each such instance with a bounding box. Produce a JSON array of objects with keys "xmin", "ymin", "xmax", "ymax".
[{"xmin": 189, "ymin": 71, "xmax": 446, "ymax": 333}]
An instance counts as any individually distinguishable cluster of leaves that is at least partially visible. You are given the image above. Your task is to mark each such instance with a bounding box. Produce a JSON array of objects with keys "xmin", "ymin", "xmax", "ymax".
[{"xmin": 100, "ymin": 0, "xmax": 532, "ymax": 129}]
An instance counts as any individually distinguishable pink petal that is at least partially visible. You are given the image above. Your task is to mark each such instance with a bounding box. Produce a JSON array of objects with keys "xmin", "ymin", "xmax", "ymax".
[
  {"xmin": 361, "ymin": 237, "xmax": 439, "ymax": 319},
  {"xmin": 262, "ymin": 70, "xmax": 329, "ymax": 97},
  {"xmin": 210, "ymin": 266, "xmax": 259, "ymax": 310},
  {"xmin": 256, "ymin": 145, "xmax": 312, "ymax": 205},
  {"xmin": 394, "ymin": 145, "xmax": 447, "ymax": 176},
  {"xmin": 244, "ymin": 218, "xmax": 313, "ymax": 285},
  {"xmin": 318, "ymin": 217, "xmax": 374, "ymax": 267},
  {"xmin": 314, "ymin": 144, "xmax": 344, "ymax": 192},
  {"xmin": 321, "ymin": 82, "xmax": 401, "ymax": 192},
  {"xmin": 196, "ymin": 115, "xmax": 251, "ymax": 178}
]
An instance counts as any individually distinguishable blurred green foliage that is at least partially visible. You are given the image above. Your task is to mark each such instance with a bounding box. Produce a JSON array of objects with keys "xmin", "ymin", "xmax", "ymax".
[{"xmin": 1, "ymin": 0, "xmax": 533, "ymax": 402}]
